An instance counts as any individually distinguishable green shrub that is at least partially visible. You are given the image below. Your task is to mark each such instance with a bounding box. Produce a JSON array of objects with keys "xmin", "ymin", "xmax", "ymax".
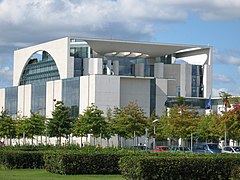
[
  {"xmin": 0, "ymin": 151, "xmax": 44, "ymax": 169},
  {"xmin": 44, "ymin": 151, "xmax": 121, "ymax": 175},
  {"xmin": 119, "ymin": 154, "xmax": 240, "ymax": 180}
]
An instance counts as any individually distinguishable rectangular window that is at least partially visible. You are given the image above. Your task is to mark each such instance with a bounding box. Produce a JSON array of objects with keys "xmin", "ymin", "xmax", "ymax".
[
  {"xmin": 62, "ymin": 77, "xmax": 80, "ymax": 117},
  {"xmin": 5, "ymin": 87, "xmax": 18, "ymax": 115},
  {"xmin": 31, "ymin": 83, "xmax": 46, "ymax": 116}
]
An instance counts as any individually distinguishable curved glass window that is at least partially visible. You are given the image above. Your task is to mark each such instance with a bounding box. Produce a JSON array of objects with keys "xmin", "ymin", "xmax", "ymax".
[{"xmin": 19, "ymin": 51, "xmax": 60, "ymax": 85}]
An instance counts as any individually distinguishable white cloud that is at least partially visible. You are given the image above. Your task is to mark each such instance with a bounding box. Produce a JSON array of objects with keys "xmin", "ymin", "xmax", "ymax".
[
  {"xmin": 195, "ymin": 0, "xmax": 240, "ymax": 20},
  {"xmin": 213, "ymin": 49, "xmax": 240, "ymax": 65},
  {"xmin": 0, "ymin": 0, "xmax": 240, "ymax": 89},
  {"xmin": 0, "ymin": 0, "xmax": 239, "ymax": 46},
  {"xmin": 213, "ymin": 73, "xmax": 232, "ymax": 83},
  {"xmin": 212, "ymin": 87, "xmax": 237, "ymax": 97},
  {"xmin": 0, "ymin": 65, "xmax": 13, "ymax": 87}
]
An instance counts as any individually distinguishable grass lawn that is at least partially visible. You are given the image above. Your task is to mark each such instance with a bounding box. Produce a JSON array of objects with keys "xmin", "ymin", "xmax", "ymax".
[{"xmin": 0, "ymin": 169, "xmax": 124, "ymax": 180}]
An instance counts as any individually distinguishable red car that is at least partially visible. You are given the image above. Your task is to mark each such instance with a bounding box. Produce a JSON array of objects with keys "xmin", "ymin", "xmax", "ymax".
[{"xmin": 153, "ymin": 146, "xmax": 170, "ymax": 152}]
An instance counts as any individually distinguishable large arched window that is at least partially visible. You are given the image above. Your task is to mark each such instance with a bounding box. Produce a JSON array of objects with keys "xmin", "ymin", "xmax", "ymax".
[{"xmin": 19, "ymin": 51, "xmax": 60, "ymax": 85}]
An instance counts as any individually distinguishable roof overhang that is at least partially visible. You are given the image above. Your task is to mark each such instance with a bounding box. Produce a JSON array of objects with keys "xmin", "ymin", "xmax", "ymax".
[{"xmin": 70, "ymin": 37, "xmax": 207, "ymax": 58}]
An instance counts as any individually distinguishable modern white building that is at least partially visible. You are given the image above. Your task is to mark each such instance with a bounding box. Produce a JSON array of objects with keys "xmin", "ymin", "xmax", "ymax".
[{"xmin": 0, "ymin": 37, "xmax": 213, "ymax": 119}]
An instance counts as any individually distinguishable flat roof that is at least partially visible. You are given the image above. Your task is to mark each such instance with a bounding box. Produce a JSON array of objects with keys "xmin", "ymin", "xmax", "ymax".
[{"xmin": 70, "ymin": 37, "xmax": 209, "ymax": 58}]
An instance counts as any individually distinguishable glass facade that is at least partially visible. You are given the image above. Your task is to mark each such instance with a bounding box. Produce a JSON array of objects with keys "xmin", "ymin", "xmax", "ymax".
[
  {"xmin": 150, "ymin": 79, "xmax": 156, "ymax": 114},
  {"xmin": 31, "ymin": 83, "xmax": 46, "ymax": 116},
  {"xmin": 70, "ymin": 46, "xmax": 92, "ymax": 77},
  {"xmin": 156, "ymin": 55, "xmax": 172, "ymax": 64},
  {"xmin": 5, "ymin": 87, "xmax": 18, "ymax": 115},
  {"xmin": 62, "ymin": 77, "xmax": 80, "ymax": 117},
  {"xmin": 191, "ymin": 65, "xmax": 204, "ymax": 97},
  {"xmin": 19, "ymin": 51, "xmax": 60, "ymax": 85},
  {"xmin": 167, "ymin": 97, "xmax": 206, "ymax": 109},
  {"xmin": 103, "ymin": 56, "xmax": 156, "ymax": 77}
]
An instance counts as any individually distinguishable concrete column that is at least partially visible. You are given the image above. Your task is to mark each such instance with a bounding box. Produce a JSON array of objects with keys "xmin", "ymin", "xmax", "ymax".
[
  {"xmin": 154, "ymin": 63, "xmax": 164, "ymax": 78},
  {"xmin": 107, "ymin": 60, "xmax": 112, "ymax": 75},
  {"xmin": 135, "ymin": 63, "xmax": 144, "ymax": 76},
  {"xmin": 112, "ymin": 61, "xmax": 119, "ymax": 75}
]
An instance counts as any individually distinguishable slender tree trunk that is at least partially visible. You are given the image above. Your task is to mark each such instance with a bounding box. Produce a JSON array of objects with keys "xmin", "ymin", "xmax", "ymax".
[{"xmin": 10, "ymin": 136, "xmax": 12, "ymax": 146}]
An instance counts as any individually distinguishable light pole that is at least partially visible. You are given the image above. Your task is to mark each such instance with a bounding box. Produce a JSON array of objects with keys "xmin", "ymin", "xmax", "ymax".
[{"xmin": 153, "ymin": 119, "xmax": 159, "ymax": 149}]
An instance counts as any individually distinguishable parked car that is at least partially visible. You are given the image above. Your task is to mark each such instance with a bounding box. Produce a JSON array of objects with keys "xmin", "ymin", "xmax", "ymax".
[
  {"xmin": 170, "ymin": 146, "xmax": 191, "ymax": 152},
  {"xmin": 193, "ymin": 143, "xmax": 222, "ymax": 153},
  {"xmin": 222, "ymin": 146, "xmax": 240, "ymax": 154},
  {"xmin": 153, "ymin": 146, "xmax": 170, "ymax": 152},
  {"xmin": 132, "ymin": 145, "xmax": 149, "ymax": 150}
]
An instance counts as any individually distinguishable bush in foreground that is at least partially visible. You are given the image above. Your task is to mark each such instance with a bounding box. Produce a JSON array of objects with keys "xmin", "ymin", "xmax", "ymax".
[{"xmin": 119, "ymin": 154, "xmax": 240, "ymax": 179}]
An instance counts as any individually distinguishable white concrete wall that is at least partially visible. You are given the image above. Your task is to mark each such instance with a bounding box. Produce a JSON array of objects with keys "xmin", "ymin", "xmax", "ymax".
[
  {"xmin": 135, "ymin": 63, "xmax": 144, "ymax": 76},
  {"xmin": 167, "ymin": 79, "xmax": 177, "ymax": 96},
  {"xmin": 154, "ymin": 63, "xmax": 164, "ymax": 78},
  {"xmin": 46, "ymin": 80, "xmax": 62, "ymax": 118},
  {"xmin": 155, "ymin": 79, "xmax": 168, "ymax": 116},
  {"xmin": 112, "ymin": 61, "xmax": 119, "ymax": 75},
  {"xmin": 163, "ymin": 64, "xmax": 180, "ymax": 96},
  {"xmin": 203, "ymin": 64, "xmax": 212, "ymax": 98},
  {"xmin": 120, "ymin": 77, "xmax": 150, "ymax": 116},
  {"xmin": 68, "ymin": 56, "xmax": 74, "ymax": 77},
  {"xmin": 94, "ymin": 75, "xmax": 120, "ymax": 114},
  {"xmin": 79, "ymin": 76, "xmax": 90, "ymax": 114},
  {"xmin": 13, "ymin": 37, "xmax": 70, "ymax": 86},
  {"xmin": 17, "ymin": 84, "xmax": 31, "ymax": 117},
  {"xmin": 107, "ymin": 60, "xmax": 112, "ymax": 75},
  {"xmin": 0, "ymin": 88, "xmax": 5, "ymax": 112},
  {"xmin": 79, "ymin": 75, "xmax": 120, "ymax": 115},
  {"xmin": 180, "ymin": 64, "xmax": 192, "ymax": 97},
  {"xmin": 83, "ymin": 58, "xmax": 103, "ymax": 75}
]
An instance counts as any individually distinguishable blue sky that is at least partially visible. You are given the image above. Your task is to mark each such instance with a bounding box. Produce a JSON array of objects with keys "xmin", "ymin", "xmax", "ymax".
[{"xmin": 0, "ymin": 0, "xmax": 240, "ymax": 97}]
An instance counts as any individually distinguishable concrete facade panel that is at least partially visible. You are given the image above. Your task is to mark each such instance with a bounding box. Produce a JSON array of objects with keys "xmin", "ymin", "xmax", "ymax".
[
  {"xmin": 79, "ymin": 76, "xmax": 89, "ymax": 114},
  {"xmin": 94, "ymin": 75, "xmax": 120, "ymax": 114},
  {"xmin": 0, "ymin": 88, "xmax": 5, "ymax": 111},
  {"xmin": 17, "ymin": 85, "xmax": 31, "ymax": 117},
  {"xmin": 45, "ymin": 80, "xmax": 62, "ymax": 118},
  {"xmin": 155, "ymin": 79, "xmax": 168, "ymax": 116},
  {"xmin": 180, "ymin": 64, "xmax": 192, "ymax": 97},
  {"xmin": 13, "ymin": 37, "xmax": 70, "ymax": 86},
  {"xmin": 120, "ymin": 77, "xmax": 150, "ymax": 116}
]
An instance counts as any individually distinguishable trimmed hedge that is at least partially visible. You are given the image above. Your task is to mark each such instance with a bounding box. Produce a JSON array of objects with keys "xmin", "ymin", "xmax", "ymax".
[
  {"xmin": 119, "ymin": 154, "xmax": 240, "ymax": 180},
  {"xmin": 44, "ymin": 151, "xmax": 121, "ymax": 175},
  {"xmin": 0, "ymin": 150, "xmax": 44, "ymax": 169}
]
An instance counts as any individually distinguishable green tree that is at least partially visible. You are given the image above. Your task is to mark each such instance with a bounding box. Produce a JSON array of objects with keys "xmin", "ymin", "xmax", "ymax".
[
  {"xmin": 161, "ymin": 105, "xmax": 198, "ymax": 143},
  {"xmin": 23, "ymin": 112, "xmax": 46, "ymax": 144},
  {"xmin": 220, "ymin": 104, "xmax": 240, "ymax": 143},
  {"xmin": 73, "ymin": 104, "xmax": 108, "ymax": 145},
  {"xmin": 110, "ymin": 102, "xmax": 148, "ymax": 147},
  {"xmin": 0, "ymin": 110, "xmax": 16, "ymax": 145},
  {"xmin": 15, "ymin": 116, "xmax": 27, "ymax": 144},
  {"xmin": 196, "ymin": 113, "xmax": 223, "ymax": 142},
  {"xmin": 46, "ymin": 101, "xmax": 75, "ymax": 145}
]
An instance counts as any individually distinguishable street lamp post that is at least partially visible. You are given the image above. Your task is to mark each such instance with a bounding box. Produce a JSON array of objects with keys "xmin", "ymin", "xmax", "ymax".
[{"xmin": 153, "ymin": 119, "xmax": 159, "ymax": 149}]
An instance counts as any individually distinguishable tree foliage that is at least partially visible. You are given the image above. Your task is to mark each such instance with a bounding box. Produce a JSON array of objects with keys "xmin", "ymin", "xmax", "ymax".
[
  {"xmin": 110, "ymin": 102, "xmax": 148, "ymax": 139},
  {"xmin": 0, "ymin": 110, "xmax": 16, "ymax": 143},
  {"xmin": 46, "ymin": 101, "xmax": 75, "ymax": 145},
  {"xmin": 73, "ymin": 103, "xmax": 108, "ymax": 140},
  {"xmin": 23, "ymin": 112, "xmax": 46, "ymax": 143},
  {"xmin": 161, "ymin": 105, "xmax": 198, "ymax": 140},
  {"xmin": 196, "ymin": 113, "xmax": 223, "ymax": 142}
]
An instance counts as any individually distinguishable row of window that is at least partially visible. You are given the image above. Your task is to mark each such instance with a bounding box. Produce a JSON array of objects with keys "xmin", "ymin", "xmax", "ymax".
[
  {"xmin": 5, "ymin": 77, "xmax": 80, "ymax": 117},
  {"xmin": 20, "ymin": 51, "xmax": 60, "ymax": 85}
]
